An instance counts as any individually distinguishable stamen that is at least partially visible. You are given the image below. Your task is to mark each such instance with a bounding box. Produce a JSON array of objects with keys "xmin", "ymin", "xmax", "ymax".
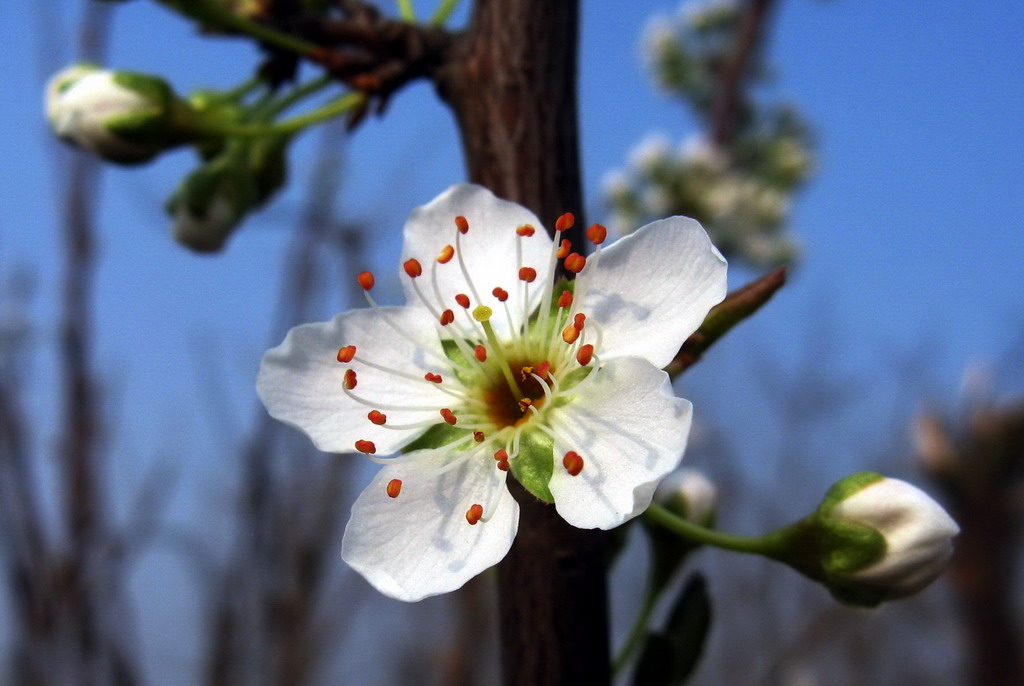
[
  {"xmin": 344, "ymin": 369, "xmax": 358, "ymax": 389},
  {"xmin": 455, "ymin": 293, "xmax": 471, "ymax": 309},
  {"xmin": 336, "ymin": 345, "xmax": 356, "ymax": 363},
  {"xmin": 576, "ymin": 344, "xmax": 594, "ymax": 366},
  {"xmin": 536, "ymin": 361, "xmax": 551, "ymax": 378},
  {"xmin": 368, "ymin": 410, "xmax": 387, "ymax": 425},
  {"xmin": 475, "ymin": 345, "xmax": 487, "ymax": 362},
  {"xmin": 494, "ymin": 449, "xmax": 509, "ymax": 461},
  {"xmin": 455, "ymin": 215, "xmax": 470, "ymax": 234},
  {"xmin": 496, "ymin": 459, "xmax": 510, "ymax": 472},
  {"xmin": 475, "ymin": 305, "xmax": 524, "ymax": 397},
  {"xmin": 424, "ymin": 372, "xmax": 442, "ymax": 383},
  {"xmin": 357, "ymin": 271, "xmax": 375, "ymax": 291},
  {"xmin": 466, "ymin": 504, "xmax": 484, "ymax": 525},
  {"xmin": 403, "ymin": 258, "xmax": 423, "ymax": 278},
  {"xmin": 574, "ymin": 313, "xmax": 586, "ymax": 330},
  {"xmin": 439, "ymin": 309, "xmax": 455, "ymax": 326},
  {"xmin": 557, "ymin": 290, "xmax": 573, "ymax": 309},
  {"xmin": 386, "ymin": 479, "xmax": 402, "ymax": 498},
  {"xmin": 562, "ymin": 325, "xmax": 580, "ymax": 344},
  {"xmin": 518, "ymin": 267, "xmax": 537, "ymax": 283},
  {"xmin": 355, "ymin": 440, "xmax": 376, "ymax": 454},
  {"xmin": 562, "ymin": 451, "xmax": 584, "ymax": 476},
  {"xmin": 440, "ymin": 408, "xmax": 458, "ymax": 425},
  {"xmin": 564, "ymin": 253, "xmax": 587, "ymax": 274},
  {"xmin": 587, "ymin": 223, "xmax": 608, "ymax": 245},
  {"xmin": 556, "ymin": 239, "xmax": 572, "ymax": 259},
  {"xmin": 473, "ymin": 431, "xmax": 486, "ymax": 442},
  {"xmin": 492, "ymin": 287, "xmax": 509, "ymax": 302},
  {"xmin": 518, "ymin": 397, "xmax": 532, "ymax": 413},
  {"xmin": 529, "ymin": 372, "xmax": 554, "ymax": 406},
  {"xmin": 555, "ymin": 212, "xmax": 575, "ymax": 231},
  {"xmin": 516, "ymin": 224, "xmax": 536, "ymax": 237},
  {"xmin": 437, "ymin": 245, "xmax": 455, "ymax": 264}
]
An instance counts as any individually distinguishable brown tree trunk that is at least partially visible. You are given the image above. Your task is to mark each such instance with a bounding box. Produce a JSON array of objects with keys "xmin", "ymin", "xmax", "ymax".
[{"xmin": 439, "ymin": 2, "xmax": 611, "ymax": 684}]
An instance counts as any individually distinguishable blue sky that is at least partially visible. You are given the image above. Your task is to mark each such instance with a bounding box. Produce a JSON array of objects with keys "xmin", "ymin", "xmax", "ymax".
[{"xmin": 1, "ymin": 0, "xmax": 1023, "ymax": 679}]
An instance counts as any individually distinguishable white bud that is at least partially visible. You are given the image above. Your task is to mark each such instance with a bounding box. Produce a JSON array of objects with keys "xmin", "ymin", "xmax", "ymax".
[
  {"xmin": 655, "ymin": 468, "xmax": 717, "ymax": 524},
  {"xmin": 44, "ymin": 63, "xmax": 99, "ymax": 125},
  {"xmin": 824, "ymin": 476, "xmax": 959, "ymax": 601},
  {"xmin": 45, "ymin": 68, "xmax": 177, "ymax": 164}
]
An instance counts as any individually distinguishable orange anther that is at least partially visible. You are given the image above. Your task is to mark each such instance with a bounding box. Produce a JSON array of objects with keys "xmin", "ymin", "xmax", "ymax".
[
  {"xmin": 520, "ymin": 366, "xmax": 534, "ymax": 381},
  {"xmin": 516, "ymin": 224, "xmax": 536, "ymax": 237},
  {"xmin": 494, "ymin": 449, "xmax": 509, "ymax": 461},
  {"xmin": 587, "ymin": 223, "xmax": 608, "ymax": 245},
  {"xmin": 555, "ymin": 212, "xmax": 575, "ymax": 232},
  {"xmin": 455, "ymin": 293, "xmax": 471, "ymax": 308},
  {"xmin": 536, "ymin": 361, "xmax": 551, "ymax": 378},
  {"xmin": 439, "ymin": 309, "xmax": 455, "ymax": 326},
  {"xmin": 473, "ymin": 431, "xmax": 485, "ymax": 443},
  {"xmin": 475, "ymin": 344, "xmax": 487, "ymax": 362},
  {"xmin": 556, "ymin": 239, "xmax": 572, "ymax": 259},
  {"xmin": 562, "ymin": 325, "xmax": 580, "ymax": 344},
  {"xmin": 355, "ymin": 440, "xmax": 376, "ymax": 454},
  {"xmin": 518, "ymin": 397, "xmax": 533, "ymax": 413},
  {"xmin": 343, "ymin": 369, "xmax": 358, "ymax": 389},
  {"xmin": 576, "ymin": 344, "xmax": 594, "ymax": 366},
  {"xmin": 386, "ymin": 479, "xmax": 402, "ymax": 498},
  {"xmin": 496, "ymin": 459, "xmax": 510, "ymax": 472},
  {"xmin": 563, "ymin": 451, "xmax": 584, "ymax": 476},
  {"xmin": 437, "ymin": 244, "xmax": 455, "ymax": 263},
  {"xmin": 519, "ymin": 267, "xmax": 537, "ymax": 283},
  {"xmin": 424, "ymin": 372, "xmax": 443, "ymax": 383},
  {"xmin": 564, "ymin": 253, "xmax": 587, "ymax": 274},
  {"xmin": 573, "ymin": 313, "xmax": 586, "ymax": 330},
  {"xmin": 492, "ymin": 287, "xmax": 509, "ymax": 302},
  {"xmin": 466, "ymin": 504, "xmax": 484, "ymax": 525},
  {"xmin": 455, "ymin": 215, "xmax": 470, "ymax": 234},
  {"xmin": 368, "ymin": 410, "xmax": 387, "ymax": 425},
  {"xmin": 336, "ymin": 345, "xmax": 356, "ymax": 363},
  {"xmin": 557, "ymin": 290, "xmax": 573, "ymax": 308},
  {"xmin": 357, "ymin": 271, "xmax": 375, "ymax": 291},
  {"xmin": 440, "ymin": 408, "xmax": 457, "ymax": 425},
  {"xmin": 403, "ymin": 258, "xmax": 423, "ymax": 278}
]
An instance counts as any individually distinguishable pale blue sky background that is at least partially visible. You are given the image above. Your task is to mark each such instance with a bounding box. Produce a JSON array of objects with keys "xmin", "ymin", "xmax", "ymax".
[{"xmin": 1, "ymin": 0, "xmax": 1022, "ymax": 681}]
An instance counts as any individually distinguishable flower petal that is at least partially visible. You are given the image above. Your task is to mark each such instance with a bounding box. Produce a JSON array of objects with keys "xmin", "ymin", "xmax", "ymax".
[
  {"xmin": 545, "ymin": 356, "xmax": 692, "ymax": 530},
  {"xmin": 577, "ymin": 216, "xmax": 727, "ymax": 369},
  {"xmin": 400, "ymin": 184, "xmax": 554, "ymax": 337},
  {"xmin": 257, "ymin": 305, "xmax": 453, "ymax": 455},
  {"xmin": 341, "ymin": 448, "xmax": 519, "ymax": 601}
]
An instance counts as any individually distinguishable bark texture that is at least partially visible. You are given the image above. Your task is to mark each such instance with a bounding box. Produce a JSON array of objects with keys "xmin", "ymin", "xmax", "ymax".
[{"xmin": 439, "ymin": 2, "xmax": 610, "ymax": 684}]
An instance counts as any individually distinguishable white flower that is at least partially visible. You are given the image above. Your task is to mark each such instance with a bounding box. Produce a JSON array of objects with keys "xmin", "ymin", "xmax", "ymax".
[
  {"xmin": 258, "ymin": 184, "xmax": 727, "ymax": 601},
  {"xmin": 628, "ymin": 133, "xmax": 673, "ymax": 175},
  {"xmin": 655, "ymin": 467, "xmax": 717, "ymax": 524},
  {"xmin": 45, "ymin": 68, "xmax": 174, "ymax": 164},
  {"xmin": 821, "ymin": 475, "xmax": 959, "ymax": 601}
]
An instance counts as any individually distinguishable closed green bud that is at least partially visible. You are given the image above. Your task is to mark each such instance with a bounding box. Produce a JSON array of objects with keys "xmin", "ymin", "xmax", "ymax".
[{"xmin": 166, "ymin": 146, "xmax": 257, "ymax": 252}]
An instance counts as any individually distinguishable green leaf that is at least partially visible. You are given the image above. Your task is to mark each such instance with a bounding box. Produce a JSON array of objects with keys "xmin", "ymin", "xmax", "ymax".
[
  {"xmin": 509, "ymin": 429, "xmax": 554, "ymax": 503},
  {"xmin": 632, "ymin": 575, "xmax": 712, "ymax": 686}
]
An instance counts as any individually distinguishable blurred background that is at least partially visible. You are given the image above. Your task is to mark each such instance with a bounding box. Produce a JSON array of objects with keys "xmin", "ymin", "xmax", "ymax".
[{"xmin": 1, "ymin": 0, "xmax": 1022, "ymax": 684}]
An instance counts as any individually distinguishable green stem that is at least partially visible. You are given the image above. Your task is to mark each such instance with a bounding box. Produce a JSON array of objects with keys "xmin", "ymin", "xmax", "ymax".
[
  {"xmin": 612, "ymin": 569, "xmax": 660, "ymax": 674},
  {"xmin": 645, "ymin": 504, "xmax": 791, "ymax": 558},
  {"xmin": 162, "ymin": 0, "xmax": 320, "ymax": 55},
  {"xmin": 222, "ymin": 75, "xmax": 263, "ymax": 103},
  {"xmin": 430, "ymin": 0, "xmax": 461, "ymax": 25},
  {"xmin": 212, "ymin": 93, "xmax": 364, "ymax": 138},
  {"xmin": 397, "ymin": 0, "xmax": 417, "ymax": 21},
  {"xmin": 261, "ymin": 75, "xmax": 334, "ymax": 119}
]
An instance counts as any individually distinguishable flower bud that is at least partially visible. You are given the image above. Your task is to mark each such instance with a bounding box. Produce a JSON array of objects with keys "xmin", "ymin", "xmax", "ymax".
[
  {"xmin": 45, "ymin": 67, "xmax": 191, "ymax": 164},
  {"xmin": 166, "ymin": 147, "xmax": 257, "ymax": 252},
  {"xmin": 810, "ymin": 472, "xmax": 959, "ymax": 606},
  {"xmin": 654, "ymin": 468, "xmax": 717, "ymax": 526}
]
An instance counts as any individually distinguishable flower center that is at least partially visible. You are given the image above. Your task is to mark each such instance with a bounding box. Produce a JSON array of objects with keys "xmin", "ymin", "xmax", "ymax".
[{"xmin": 483, "ymin": 359, "xmax": 549, "ymax": 428}]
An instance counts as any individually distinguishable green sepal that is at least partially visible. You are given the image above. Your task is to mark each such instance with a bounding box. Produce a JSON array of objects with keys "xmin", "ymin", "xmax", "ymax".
[
  {"xmin": 106, "ymin": 72, "xmax": 176, "ymax": 147},
  {"xmin": 817, "ymin": 471, "xmax": 884, "ymax": 514},
  {"xmin": 817, "ymin": 517, "xmax": 886, "ymax": 575},
  {"xmin": 509, "ymin": 428, "xmax": 554, "ymax": 503},
  {"xmin": 401, "ymin": 422, "xmax": 470, "ymax": 453},
  {"xmin": 440, "ymin": 340, "xmax": 476, "ymax": 387}
]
